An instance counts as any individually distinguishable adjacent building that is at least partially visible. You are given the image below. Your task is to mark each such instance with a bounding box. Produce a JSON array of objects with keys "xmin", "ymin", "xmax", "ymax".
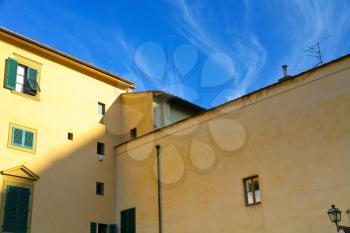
[
  {"xmin": 114, "ymin": 55, "xmax": 350, "ymax": 233},
  {"xmin": 0, "ymin": 27, "xmax": 349, "ymax": 233}
]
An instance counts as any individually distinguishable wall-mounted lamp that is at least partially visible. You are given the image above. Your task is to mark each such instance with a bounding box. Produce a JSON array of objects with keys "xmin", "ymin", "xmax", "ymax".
[{"xmin": 327, "ymin": 205, "xmax": 350, "ymax": 233}]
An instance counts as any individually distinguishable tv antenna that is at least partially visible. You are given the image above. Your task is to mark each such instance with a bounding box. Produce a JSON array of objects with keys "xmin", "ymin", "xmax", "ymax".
[{"xmin": 304, "ymin": 36, "xmax": 330, "ymax": 68}]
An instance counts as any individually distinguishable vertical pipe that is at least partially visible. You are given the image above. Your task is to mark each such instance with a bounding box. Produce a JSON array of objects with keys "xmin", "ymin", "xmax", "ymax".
[{"xmin": 155, "ymin": 144, "xmax": 162, "ymax": 233}]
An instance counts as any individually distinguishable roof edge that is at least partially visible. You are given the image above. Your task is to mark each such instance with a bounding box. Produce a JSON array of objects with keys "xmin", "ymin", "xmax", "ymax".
[
  {"xmin": 115, "ymin": 52, "xmax": 350, "ymax": 149},
  {"xmin": 0, "ymin": 27, "xmax": 134, "ymax": 88},
  {"xmin": 122, "ymin": 90, "xmax": 206, "ymax": 111}
]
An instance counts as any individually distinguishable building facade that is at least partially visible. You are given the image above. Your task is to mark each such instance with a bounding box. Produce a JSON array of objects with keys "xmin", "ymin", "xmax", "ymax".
[
  {"xmin": 0, "ymin": 27, "xmax": 133, "ymax": 233},
  {"xmin": 115, "ymin": 55, "xmax": 350, "ymax": 233},
  {"xmin": 0, "ymin": 27, "xmax": 350, "ymax": 233}
]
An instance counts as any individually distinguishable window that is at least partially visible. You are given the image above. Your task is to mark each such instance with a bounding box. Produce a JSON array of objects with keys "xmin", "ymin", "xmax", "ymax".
[
  {"xmin": 98, "ymin": 102, "xmax": 105, "ymax": 115},
  {"xmin": 90, "ymin": 222, "xmax": 97, "ymax": 233},
  {"xmin": 96, "ymin": 182, "xmax": 104, "ymax": 196},
  {"xmin": 67, "ymin": 132, "xmax": 73, "ymax": 140},
  {"xmin": 8, "ymin": 123, "xmax": 37, "ymax": 153},
  {"xmin": 90, "ymin": 222, "xmax": 116, "ymax": 233},
  {"xmin": 108, "ymin": 224, "xmax": 117, "ymax": 233},
  {"xmin": 4, "ymin": 58, "xmax": 40, "ymax": 96},
  {"xmin": 130, "ymin": 128, "xmax": 137, "ymax": 140},
  {"xmin": 98, "ymin": 223, "xmax": 108, "ymax": 233},
  {"xmin": 121, "ymin": 208, "xmax": 136, "ymax": 233},
  {"xmin": 0, "ymin": 166, "xmax": 38, "ymax": 233},
  {"xmin": 1, "ymin": 185, "xmax": 31, "ymax": 232},
  {"xmin": 97, "ymin": 142, "xmax": 105, "ymax": 155},
  {"xmin": 243, "ymin": 176, "xmax": 261, "ymax": 206}
]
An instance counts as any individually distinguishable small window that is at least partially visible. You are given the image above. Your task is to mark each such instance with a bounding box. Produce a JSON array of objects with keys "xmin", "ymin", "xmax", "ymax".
[
  {"xmin": 98, "ymin": 102, "xmax": 105, "ymax": 115},
  {"xmin": 4, "ymin": 58, "xmax": 40, "ymax": 96},
  {"xmin": 130, "ymin": 128, "xmax": 137, "ymax": 140},
  {"xmin": 67, "ymin": 132, "xmax": 73, "ymax": 140},
  {"xmin": 243, "ymin": 176, "xmax": 261, "ymax": 206},
  {"xmin": 8, "ymin": 123, "xmax": 37, "ymax": 153},
  {"xmin": 96, "ymin": 182, "xmax": 104, "ymax": 196},
  {"xmin": 97, "ymin": 142, "xmax": 105, "ymax": 155}
]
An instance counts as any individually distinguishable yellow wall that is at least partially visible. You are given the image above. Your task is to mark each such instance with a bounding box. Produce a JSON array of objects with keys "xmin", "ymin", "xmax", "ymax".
[
  {"xmin": 115, "ymin": 56, "xmax": 350, "ymax": 233},
  {"xmin": 0, "ymin": 37, "xmax": 128, "ymax": 232},
  {"xmin": 119, "ymin": 92, "xmax": 154, "ymax": 140}
]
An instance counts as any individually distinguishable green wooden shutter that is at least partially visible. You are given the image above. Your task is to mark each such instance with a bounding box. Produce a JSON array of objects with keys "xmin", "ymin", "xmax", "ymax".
[
  {"xmin": 109, "ymin": 224, "xmax": 117, "ymax": 233},
  {"xmin": 27, "ymin": 67, "xmax": 40, "ymax": 91},
  {"xmin": 24, "ymin": 131, "xmax": 34, "ymax": 149},
  {"xmin": 16, "ymin": 187, "xmax": 30, "ymax": 233},
  {"xmin": 90, "ymin": 222, "xmax": 97, "ymax": 233},
  {"xmin": 12, "ymin": 128, "xmax": 24, "ymax": 146},
  {"xmin": 26, "ymin": 67, "xmax": 40, "ymax": 93},
  {"xmin": 2, "ymin": 186, "xmax": 17, "ymax": 232},
  {"xmin": 5, "ymin": 58, "xmax": 18, "ymax": 90},
  {"xmin": 2, "ymin": 186, "xmax": 30, "ymax": 233}
]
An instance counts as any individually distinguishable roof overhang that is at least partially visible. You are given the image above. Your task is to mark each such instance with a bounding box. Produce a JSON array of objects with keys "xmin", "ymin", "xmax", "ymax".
[{"xmin": 0, "ymin": 27, "xmax": 135, "ymax": 89}]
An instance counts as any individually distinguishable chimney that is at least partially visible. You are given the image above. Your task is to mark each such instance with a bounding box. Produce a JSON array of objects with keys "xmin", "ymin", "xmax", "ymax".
[
  {"xmin": 279, "ymin": 65, "xmax": 290, "ymax": 81},
  {"xmin": 282, "ymin": 65, "xmax": 288, "ymax": 78}
]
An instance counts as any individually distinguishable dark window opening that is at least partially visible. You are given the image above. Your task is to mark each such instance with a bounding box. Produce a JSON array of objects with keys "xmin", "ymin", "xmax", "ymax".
[
  {"xmin": 97, "ymin": 142, "xmax": 105, "ymax": 155},
  {"xmin": 109, "ymin": 224, "xmax": 117, "ymax": 233},
  {"xmin": 96, "ymin": 182, "xmax": 104, "ymax": 196},
  {"xmin": 130, "ymin": 128, "xmax": 137, "ymax": 140},
  {"xmin": 121, "ymin": 208, "xmax": 136, "ymax": 233},
  {"xmin": 98, "ymin": 102, "xmax": 105, "ymax": 115},
  {"xmin": 98, "ymin": 223, "xmax": 108, "ymax": 233},
  {"xmin": 90, "ymin": 222, "xmax": 97, "ymax": 233},
  {"xmin": 243, "ymin": 175, "xmax": 261, "ymax": 206},
  {"xmin": 68, "ymin": 132, "xmax": 73, "ymax": 140}
]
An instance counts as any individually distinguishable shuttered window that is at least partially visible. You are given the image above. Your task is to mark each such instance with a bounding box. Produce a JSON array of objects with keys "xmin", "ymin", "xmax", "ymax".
[
  {"xmin": 9, "ymin": 124, "xmax": 37, "ymax": 153},
  {"xmin": 4, "ymin": 57, "xmax": 40, "ymax": 96},
  {"xmin": 2, "ymin": 185, "xmax": 30, "ymax": 233}
]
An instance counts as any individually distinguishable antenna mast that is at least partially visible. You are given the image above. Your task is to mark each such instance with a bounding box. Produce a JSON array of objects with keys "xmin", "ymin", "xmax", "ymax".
[{"xmin": 304, "ymin": 36, "xmax": 330, "ymax": 68}]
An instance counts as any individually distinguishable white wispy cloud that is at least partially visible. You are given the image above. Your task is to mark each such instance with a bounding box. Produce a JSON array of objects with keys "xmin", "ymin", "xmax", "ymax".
[
  {"xmin": 169, "ymin": 0, "xmax": 267, "ymax": 104},
  {"xmin": 277, "ymin": 0, "xmax": 350, "ymax": 73}
]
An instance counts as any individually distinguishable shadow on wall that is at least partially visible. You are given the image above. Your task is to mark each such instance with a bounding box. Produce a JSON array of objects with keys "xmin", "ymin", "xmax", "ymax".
[{"xmin": 0, "ymin": 95, "xmax": 142, "ymax": 233}]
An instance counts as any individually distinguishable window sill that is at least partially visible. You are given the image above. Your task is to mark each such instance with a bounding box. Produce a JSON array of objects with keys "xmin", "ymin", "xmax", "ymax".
[
  {"xmin": 11, "ymin": 90, "xmax": 40, "ymax": 102},
  {"xmin": 7, "ymin": 144, "xmax": 36, "ymax": 154},
  {"xmin": 246, "ymin": 201, "xmax": 262, "ymax": 207}
]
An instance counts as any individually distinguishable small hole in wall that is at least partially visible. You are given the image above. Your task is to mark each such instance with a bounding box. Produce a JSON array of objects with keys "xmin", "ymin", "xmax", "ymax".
[{"xmin": 68, "ymin": 132, "xmax": 73, "ymax": 140}]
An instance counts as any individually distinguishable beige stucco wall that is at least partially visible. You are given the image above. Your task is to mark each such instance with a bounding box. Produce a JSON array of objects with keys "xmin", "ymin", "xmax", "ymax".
[
  {"xmin": 168, "ymin": 104, "xmax": 198, "ymax": 124},
  {"xmin": 119, "ymin": 92, "xmax": 154, "ymax": 140},
  {"xmin": 115, "ymin": 57, "xmax": 350, "ymax": 233},
  {"xmin": 0, "ymin": 38, "xmax": 128, "ymax": 232}
]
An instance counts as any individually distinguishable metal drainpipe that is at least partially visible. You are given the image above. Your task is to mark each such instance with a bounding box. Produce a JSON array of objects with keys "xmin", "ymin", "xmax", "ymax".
[{"xmin": 155, "ymin": 144, "xmax": 163, "ymax": 233}]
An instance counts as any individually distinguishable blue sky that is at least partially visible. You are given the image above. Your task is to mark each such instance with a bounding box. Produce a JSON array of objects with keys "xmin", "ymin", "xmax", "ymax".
[{"xmin": 1, "ymin": 0, "xmax": 349, "ymax": 108}]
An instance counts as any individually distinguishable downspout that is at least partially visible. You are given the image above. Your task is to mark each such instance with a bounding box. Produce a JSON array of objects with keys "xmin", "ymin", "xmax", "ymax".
[{"xmin": 155, "ymin": 145, "xmax": 163, "ymax": 233}]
